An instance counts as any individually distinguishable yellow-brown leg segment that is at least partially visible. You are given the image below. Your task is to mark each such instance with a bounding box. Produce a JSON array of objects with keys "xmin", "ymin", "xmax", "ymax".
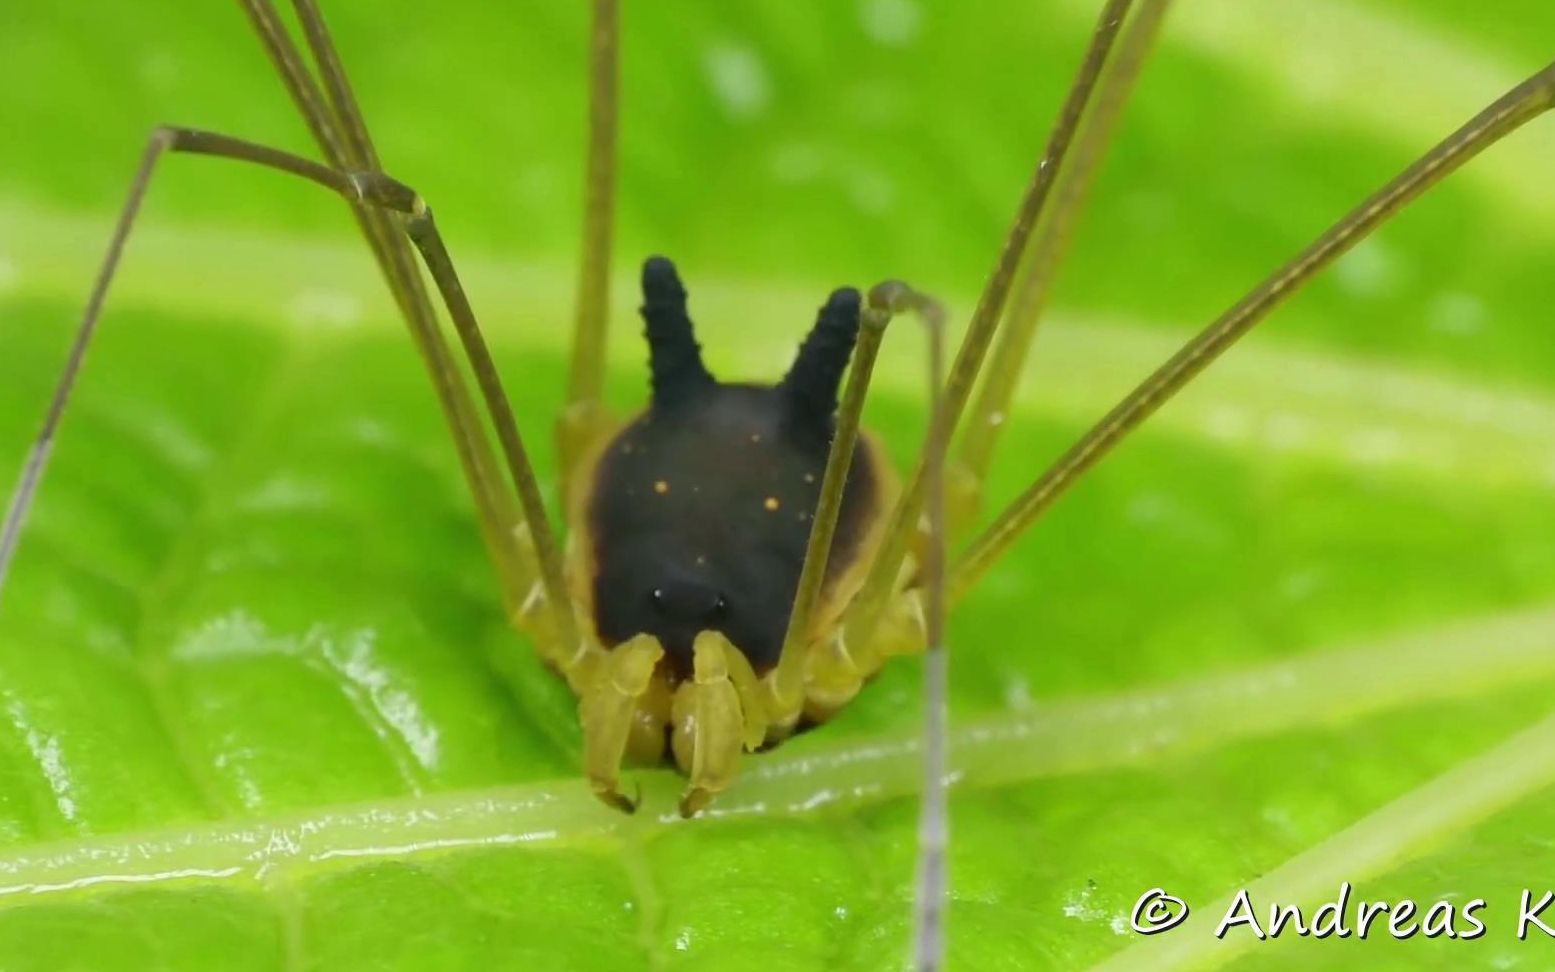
[
  {"xmin": 950, "ymin": 59, "xmax": 1555, "ymax": 601},
  {"xmin": 239, "ymin": 2, "xmax": 589, "ymax": 678},
  {"xmin": 839, "ymin": 0, "xmax": 1139, "ymax": 663},
  {"xmin": 950, "ymin": 0, "xmax": 1172, "ymax": 532},
  {"xmin": 803, "ymin": 578, "xmax": 928, "ymax": 724},
  {"xmin": 580, "ymin": 634, "xmax": 664, "ymax": 813},
  {"xmin": 672, "ymin": 632, "xmax": 766, "ymax": 817},
  {"xmin": 559, "ymin": 0, "xmax": 623, "ymax": 498}
]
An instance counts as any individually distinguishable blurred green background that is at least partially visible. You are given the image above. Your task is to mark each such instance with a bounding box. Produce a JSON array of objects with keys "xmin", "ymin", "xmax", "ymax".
[{"xmin": 0, "ymin": 1, "xmax": 1554, "ymax": 969}]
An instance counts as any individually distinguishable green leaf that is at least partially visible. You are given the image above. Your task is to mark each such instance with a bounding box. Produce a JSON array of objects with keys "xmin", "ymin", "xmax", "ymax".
[{"xmin": 2, "ymin": 1, "xmax": 1555, "ymax": 969}]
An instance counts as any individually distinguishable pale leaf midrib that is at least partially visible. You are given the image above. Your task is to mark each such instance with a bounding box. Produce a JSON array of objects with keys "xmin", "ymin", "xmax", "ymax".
[
  {"xmin": 0, "ymin": 600, "xmax": 1550, "ymax": 903},
  {"xmin": 1084, "ymin": 709, "xmax": 1555, "ymax": 971}
]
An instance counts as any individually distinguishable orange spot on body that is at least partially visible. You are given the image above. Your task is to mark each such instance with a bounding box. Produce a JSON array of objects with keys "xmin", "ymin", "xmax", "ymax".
[{"xmin": 654, "ymin": 480, "xmax": 670, "ymax": 495}]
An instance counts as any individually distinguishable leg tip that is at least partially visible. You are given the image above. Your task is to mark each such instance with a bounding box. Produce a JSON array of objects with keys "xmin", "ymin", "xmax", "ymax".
[
  {"xmin": 678, "ymin": 786, "xmax": 713, "ymax": 818},
  {"xmin": 593, "ymin": 781, "xmax": 641, "ymax": 815}
]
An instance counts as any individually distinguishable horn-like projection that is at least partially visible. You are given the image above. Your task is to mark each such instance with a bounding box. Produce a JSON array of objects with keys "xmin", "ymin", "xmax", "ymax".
[
  {"xmin": 779, "ymin": 287, "xmax": 862, "ymax": 434},
  {"xmin": 640, "ymin": 256, "xmax": 715, "ymax": 408}
]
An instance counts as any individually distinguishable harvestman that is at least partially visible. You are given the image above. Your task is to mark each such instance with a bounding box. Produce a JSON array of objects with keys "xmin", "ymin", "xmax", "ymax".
[{"xmin": 0, "ymin": 1, "xmax": 1551, "ymax": 968}]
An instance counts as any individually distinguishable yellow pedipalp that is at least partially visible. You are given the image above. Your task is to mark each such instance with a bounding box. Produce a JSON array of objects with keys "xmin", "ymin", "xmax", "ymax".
[
  {"xmin": 580, "ymin": 633, "xmax": 663, "ymax": 813},
  {"xmin": 672, "ymin": 631, "xmax": 752, "ymax": 816},
  {"xmin": 717, "ymin": 635, "xmax": 768, "ymax": 750}
]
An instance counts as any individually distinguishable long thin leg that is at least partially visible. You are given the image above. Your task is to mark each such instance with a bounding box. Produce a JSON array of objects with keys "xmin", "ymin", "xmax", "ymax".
[
  {"xmin": 238, "ymin": 0, "xmax": 532, "ymax": 614},
  {"xmin": 771, "ymin": 288, "xmax": 886, "ymax": 715},
  {"xmin": 353, "ymin": 170, "xmax": 582, "ymax": 655},
  {"xmin": 559, "ymin": 0, "xmax": 623, "ymax": 494},
  {"xmin": 840, "ymin": 0, "xmax": 1137, "ymax": 657},
  {"xmin": 289, "ymin": 0, "xmax": 381, "ymax": 171},
  {"xmin": 785, "ymin": 284, "xmax": 945, "ymax": 718},
  {"xmin": 951, "ymin": 61, "xmax": 1555, "ymax": 600},
  {"xmin": 0, "ymin": 125, "xmax": 579, "ymax": 664},
  {"xmin": 0, "ymin": 137, "xmax": 164, "ymax": 603},
  {"xmin": 911, "ymin": 287, "xmax": 951, "ymax": 972},
  {"xmin": 952, "ymin": 0, "xmax": 1172, "ymax": 525}
]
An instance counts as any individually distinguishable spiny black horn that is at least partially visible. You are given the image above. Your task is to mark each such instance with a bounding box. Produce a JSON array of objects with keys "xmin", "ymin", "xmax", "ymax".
[
  {"xmin": 641, "ymin": 256, "xmax": 715, "ymax": 408},
  {"xmin": 779, "ymin": 287, "xmax": 862, "ymax": 433}
]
